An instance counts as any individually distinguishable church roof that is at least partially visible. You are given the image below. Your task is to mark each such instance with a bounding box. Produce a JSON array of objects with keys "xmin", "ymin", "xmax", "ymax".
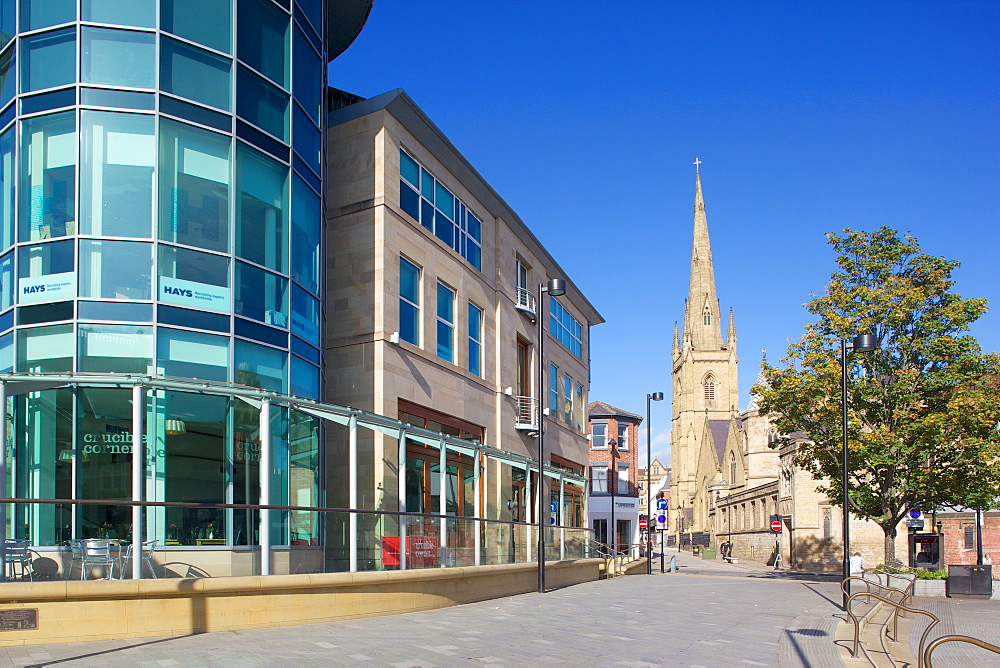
[
  {"xmin": 708, "ymin": 419, "xmax": 730, "ymax": 462},
  {"xmin": 588, "ymin": 401, "xmax": 643, "ymax": 421}
]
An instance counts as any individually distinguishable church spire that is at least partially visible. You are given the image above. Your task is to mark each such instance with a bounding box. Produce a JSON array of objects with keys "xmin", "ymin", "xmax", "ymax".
[
  {"xmin": 727, "ymin": 308, "xmax": 737, "ymax": 346},
  {"xmin": 672, "ymin": 321, "xmax": 680, "ymax": 356},
  {"xmin": 685, "ymin": 164, "xmax": 723, "ymax": 351}
]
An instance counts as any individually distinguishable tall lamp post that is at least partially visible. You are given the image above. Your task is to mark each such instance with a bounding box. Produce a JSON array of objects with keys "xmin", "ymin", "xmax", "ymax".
[
  {"xmin": 841, "ymin": 333, "xmax": 878, "ymax": 610},
  {"xmin": 608, "ymin": 437, "xmax": 618, "ymax": 556},
  {"xmin": 646, "ymin": 392, "xmax": 664, "ymax": 574},
  {"xmin": 537, "ymin": 278, "xmax": 566, "ymax": 594}
]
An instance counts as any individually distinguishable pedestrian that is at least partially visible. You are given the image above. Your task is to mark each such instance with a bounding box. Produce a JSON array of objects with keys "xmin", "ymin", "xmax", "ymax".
[{"xmin": 849, "ymin": 551, "xmax": 864, "ymax": 575}]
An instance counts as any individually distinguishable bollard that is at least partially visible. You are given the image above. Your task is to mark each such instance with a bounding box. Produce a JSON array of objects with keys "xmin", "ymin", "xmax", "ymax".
[{"xmin": 669, "ymin": 555, "xmax": 677, "ymax": 573}]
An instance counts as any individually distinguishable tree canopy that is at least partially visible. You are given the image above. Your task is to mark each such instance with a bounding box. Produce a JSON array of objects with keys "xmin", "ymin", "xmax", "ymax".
[{"xmin": 756, "ymin": 227, "xmax": 1000, "ymax": 561}]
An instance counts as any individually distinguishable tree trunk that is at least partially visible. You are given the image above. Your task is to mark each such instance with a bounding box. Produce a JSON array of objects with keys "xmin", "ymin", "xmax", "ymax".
[{"xmin": 883, "ymin": 525, "xmax": 897, "ymax": 565}]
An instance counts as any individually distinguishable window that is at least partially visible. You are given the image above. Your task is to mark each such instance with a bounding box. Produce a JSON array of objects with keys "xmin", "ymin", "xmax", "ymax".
[
  {"xmin": 157, "ymin": 245, "xmax": 230, "ymax": 313},
  {"xmin": 398, "ymin": 257, "xmax": 420, "ymax": 345},
  {"xmin": 79, "ymin": 240, "xmax": 152, "ymax": 300},
  {"xmin": 823, "ymin": 507, "xmax": 832, "ymax": 542},
  {"xmin": 80, "ymin": 111, "xmax": 155, "ymax": 238},
  {"xmin": 590, "ymin": 465, "xmax": 608, "ymax": 494},
  {"xmin": 436, "ymin": 282, "xmax": 454, "ymax": 362},
  {"xmin": 617, "ymin": 422, "xmax": 629, "ymax": 450},
  {"xmin": 20, "ymin": 112, "xmax": 76, "ymax": 242},
  {"xmin": 235, "ymin": 262, "xmax": 287, "ymax": 327},
  {"xmin": 18, "ymin": 240, "xmax": 75, "ymax": 305},
  {"xmin": 290, "ymin": 285, "xmax": 319, "ymax": 345},
  {"xmin": 398, "ymin": 149, "xmax": 482, "ymax": 270},
  {"xmin": 730, "ymin": 451, "xmax": 737, "ymax": 485},
  {"xmin": 81, "ymin": 27, "xmax": 156, "ymax": 89},
  {"xmin": 516, "ymin": 338, "xmax": 530, "ymax": 397},
  {"xmin": 467, "ymin": 302, "xmax": 482, "ymax": 376},
  {"xmin": 235, "ymin": 144, "xmax": 288, "ymax": 273},
  {"xmin": 234, "ymin": 339, "xmax": 286, "ymax": 392},
  {"xmin": 236, "ymin": 65, "xmax": 289, "ymax": 141},
  {"xmin": 562, "ymin": 373, "xmax": 572, "ymax": 424},
  {"xmin": 237, "ymin": 0, "xmax": 289, "ymax": 87},
  {"xmin": 22, "ymin": 0, "xmax": 75, "ymax": 31},
  {"xmin": 549, "ymin": 296, "xmax": 583, "ymax": 357},
  {"xmin": 704, "ymin": 375, "xmax": 716, "ymax": 401},
  {"xmin": 82, "ymin": 0, "xmax": 155, "ymax": 27},
  {"xmin": 575, "ymin": 384, "xmax": 584, "ymax": 431},
  {"xmin": 291, "ymin": 176, "xmax": 320, "ymax": 295},
  {"xmin": 157, "ymin": 327, "xmax": 228, "ymax": 381},
  {"xmin": 591, "ymin": 421, "xmax": 606, "ymax": 449},
  {"xmin": 293, "ymin": 26, "xmax": 322, "ymax": 125},
  {"xmin": 160, "ymin": 37, "xmax": 232, "ymax": 112},
  {"xmin": 964, "ymin": 525, "xmax": 975, "ymax": 550},
  {"xmin": 158, "ymin": 119, "xmax": 231, "ymax": 253},
  {"xmin": 617, "ymin": 463, "xmax": 629, "ymax": 495},
  {"xmin": 0, "ymin": 128, "xmax": 14, "ymax": 250},
  {"xmin": 549, "ymin": 363, "xmax": 558, "ymax": 413},
  {"xmin": 768, "ymin": 430, "xmax": 778, "ymax": 445},
  {"xmin": 161, "ymin": 0, "xmax": 232, "ymax": 54},
  {"xmin": 78, "ymin": 324, "xmax": 152, "ymax": 374},
  {"xmin": 703, "ymin": 304, "xmax": 711, "ymax": 325},
  {"xmin": 21, "ymin": 28, "xmax": 75, "ymax": 93}
]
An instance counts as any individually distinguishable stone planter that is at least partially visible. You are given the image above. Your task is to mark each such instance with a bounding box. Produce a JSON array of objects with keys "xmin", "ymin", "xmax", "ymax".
[{"xmin": 913, "ymin": 579, "xmax": 947, "ymax": 597}]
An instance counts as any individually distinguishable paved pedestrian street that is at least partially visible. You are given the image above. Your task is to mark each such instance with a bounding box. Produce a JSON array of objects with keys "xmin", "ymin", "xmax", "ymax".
[{"xmin": 2, "ymin": 553, "xmax": 996, "ymax": 667}]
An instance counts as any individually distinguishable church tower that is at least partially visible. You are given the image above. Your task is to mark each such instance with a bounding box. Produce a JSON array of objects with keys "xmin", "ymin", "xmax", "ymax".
[{"xmin": 670, "ymin": 162, "xmax": 739, "ymax": 532}]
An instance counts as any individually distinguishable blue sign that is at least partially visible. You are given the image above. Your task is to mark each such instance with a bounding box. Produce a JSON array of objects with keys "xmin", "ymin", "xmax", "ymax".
[
  {"xmin": 656, "ymin": 499, "xmax": 668, "ymax": 510},
  {"xmin": 550, "ymin": 501, "xmax": 558, "ymax": 513},
  {"xmin": 909, "ymin": 509, "xmax": 922, "ymax": 519},
  {"xmin": 657, "ymin": 514, "xmax": 667, "ymax": 524},
  {"xmin": 550, "ymin": 517, "xmax": 556, "ymax": 525}
]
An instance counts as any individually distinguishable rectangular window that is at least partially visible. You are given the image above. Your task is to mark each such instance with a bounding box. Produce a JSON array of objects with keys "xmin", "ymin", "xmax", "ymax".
[
  {"xmin": 157, "ymin": 327, "xmax": 229, "ymax": 381},
  {"xmin": 78, "ymin": 324, "xmax": 153, "ymax": 374},
  {"xmin": 591, "ymin": 465, "xmax": 608, "ymax": 494},
  {"xmin": 160, "ymin": 36, "xmax": 232, "ymax": 112},
  {"xmin": 575, "ymin": 383, "xmax": 584, "ymax": 431},
  {"xmin": 21, "ymin": 112, "xmax": 76, "ymax": 242},
  {"xmin": 0, "ymin": 128, "xmax": 14, "ymax": 250},
  {"xmin": 563, "ymin": 373, "xmax": 572, "ymax": 424},
  {"xmin": 398, "ymin": 149, "xmax": 482, "ymax": 270},
  {"xmin": 291, "ymin": 176, "xmax": 320, "ymax": 295},
  {"xmin": 467, "ymin": 302, "xmax": 482, "ymax": 377},
  {"xmin": 549, "ymin": 296, "xmax": 583, "ymax": 357},
  {"xmin": 81, "ymin": 27, "xmax": 155, "ymax": 89},
  {"xmin": 235, "ymin": 261, "xmax": 288, "ymax": 327},
  {"xmin": 591, "ymin": 421, "xmax": 607, "ymax": 449},
  {"xmin": 161, "ymin": 0, "xmax": 232, "ymax": 54},
  {"xmin": 399, "ymin": 257, "xmax": 420, "ymax": 345},
  {"xmin": 436, "ymin": 282, "xmax": 454, "ymax": 362},
  {"xmin": 964, "ymin": 525, "xmax": 975, "ymax": 550},
  {"xmin": 618, "ymin": 422, "xmax": 629, "ymax": 450},
  {"xmin": 157, "ymin": 245, "xmax": 230, "ymax": 313},
  {"xmin": 237, "ymin": 0, "xmax": 289, "ymax": 88},
  {"xmin": 235, "ymin": 144, "xmax": 288, "ymax": 273},
  {"xmin": 549, "ymin": 363, "xmax": 558, "ymax": 414},
  {"xmin": 617, "ymin": 463, "xmax": 629, "ymax": 495},
  {"xmin": 822, "ymin": 507, "xmax": 832, "ymax": 541},
  {"xmin": 79, "ymin": 240, "xmax": 152, "ymax": 300},
  {"xmin": 236, "ymin": 65, "xmax": 289, "ymax": 141},
  {"xmin": 21, "ymin": 28, "xmax": 75, "ymax": 93}
]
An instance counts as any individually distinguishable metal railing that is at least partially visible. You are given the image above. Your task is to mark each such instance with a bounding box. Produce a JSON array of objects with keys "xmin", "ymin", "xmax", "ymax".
[
  {"xmin": 0, "ymin": 497, "xmax": 594, "ymax": 580},
  {"xmin": 844, "ymin": 590, "xmax": 939, "ymax": 665},
  {"xmin": 514, "ymin": 395, "xmax": 538, "ymax": 430},
  {"xmin": 514, "ymin": 287, "xmax": 537, "ymax": 317},
  {"xmin": 924, "ymin": 635, "xmax": 1000, "ymax": 667}
]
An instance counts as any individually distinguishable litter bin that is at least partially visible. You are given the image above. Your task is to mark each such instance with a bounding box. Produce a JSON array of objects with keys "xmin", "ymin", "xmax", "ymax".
[
  {"xmin": 702, "ymin": 547, "xmax": 717, "ymax": 560},
  {"xmin": 947, "ymin": 564, "xmax": 993, "ymax": 597},
  {"xmin": 692, "ymin": 545, "xmax": 701, "ymax": 556}
]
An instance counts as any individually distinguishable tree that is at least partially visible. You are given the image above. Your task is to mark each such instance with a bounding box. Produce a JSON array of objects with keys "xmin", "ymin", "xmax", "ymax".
[{"xmin": 756, "ymin": 227, "xmax": 1000, "ymax": 563}]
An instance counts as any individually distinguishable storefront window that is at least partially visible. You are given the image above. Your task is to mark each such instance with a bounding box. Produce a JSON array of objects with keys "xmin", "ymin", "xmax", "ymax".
[
  {"xmin": 156, "ymin": 327, "xmax": 228, "ymax": 381},
  {"xmin": 235, "ymin": 261, "xmax": 287, "ymax": 327},
  {"xmin": 290, "ymin": 176, "xmax": 319, "ymax": 295},
  {"xmin": 78, "ymin": 324, "xmax": 152, "ymax": 373},
  {"xmin": 20, "ymin": 112, "xmax": 76, "ymax": 242},
  {"xmin": 17, "ymin": 323, "xmax": 73, "ymax": 372},
  {"xmin": 82, "ymin": 0, "xmax": 156, "ymax": 28},
  {"xmin": 159, "ymin": 119, "xmax": 231, "ymax": 252},
  {"xmin": 236, "ymin": 144, "xmax": 287, "ymax": 273},
  {"xmin": 157, "ymin": 244, "xmax": 231, "ymax": 313},
  {"xmin": 81, "ymin": 27, "xmax": 156, "ymax": 89},
  {"xmin": 288, "ymin": 409, "xmax": 319, "ymax": 544},
  {"xmin": 160, "ymin": 37, "xmax": 232, "ymax": 112},
  {"xmin": 79, "ymin": 240, "xmax": 152, "ymax": 300},
  {"xmin": 21, "ymin": 28, "xmax": 75, "ymax": 93}
]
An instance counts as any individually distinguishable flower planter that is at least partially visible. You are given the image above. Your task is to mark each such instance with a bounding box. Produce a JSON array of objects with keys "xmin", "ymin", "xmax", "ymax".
[{"xmin": 913, "ymin": 579, "xmax": 947, "ymax": 597}]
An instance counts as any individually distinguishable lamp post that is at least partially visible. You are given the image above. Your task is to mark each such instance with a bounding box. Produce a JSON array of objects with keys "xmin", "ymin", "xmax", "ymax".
[
  {"xmin": 841, "ymin": 333, "xmax": 878, "ymax": 610},
  {"xmin": 645, "ymin": 392, "xmax": 663, "ymax": 574},
  {"xmin": 608, "ymin": 437, "xmax": 618, "ymax": 556},
  {"xmin": 537, "ymin": 278, "xmax": 565, "ymax": 594}
]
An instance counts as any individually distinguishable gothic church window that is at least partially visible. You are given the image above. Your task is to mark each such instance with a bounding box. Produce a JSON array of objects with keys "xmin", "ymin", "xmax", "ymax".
[
  {"xmin": 703, "ymin": 304, "xmax": 711, "ymax": 325},
  {"xmin": 729, "ymin": 451, "xmax": 736, "ymax": 485},
  {"xmin": 704, "ymin": 375, "xmax": 715, "ymax": 401}
]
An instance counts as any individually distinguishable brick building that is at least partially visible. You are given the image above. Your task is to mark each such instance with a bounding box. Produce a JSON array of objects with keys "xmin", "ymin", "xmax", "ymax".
[{"xmin": 587, "ymin": 402, "xmax": 642, "ymax": 553}]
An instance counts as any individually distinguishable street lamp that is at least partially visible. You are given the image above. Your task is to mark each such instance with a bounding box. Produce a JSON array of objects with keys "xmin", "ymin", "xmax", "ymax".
[
  {"xmin": 608, "ymin": 437, "xmax": 618, "ymax": 557},
  {"xmin": 537, "ymin": 278, "xmax": 565, "ymax": 594},
  {"xmin": 841, "ymin": 333, "xmax": 878, "ymax": 610},
  {"xmin": 646, "ymin": 391, "xmax": 664, "ymax": 574}
]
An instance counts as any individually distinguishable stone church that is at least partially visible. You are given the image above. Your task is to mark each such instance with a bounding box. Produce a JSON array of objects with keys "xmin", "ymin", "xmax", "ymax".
[{"xmin": 669, "ymin": 166, "xmax": 899, "ymax": 570}]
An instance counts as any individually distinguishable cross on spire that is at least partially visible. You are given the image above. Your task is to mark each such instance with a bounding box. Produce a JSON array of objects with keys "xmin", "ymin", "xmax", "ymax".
[{"xmin": 693, "ymin": 157, "xmax": 702, "ymax": 173}]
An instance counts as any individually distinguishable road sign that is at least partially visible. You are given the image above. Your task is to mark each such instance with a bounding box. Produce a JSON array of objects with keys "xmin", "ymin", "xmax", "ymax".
[
  {"xmin": 909, "ymin": 509, "xmax": 922, "ymax": 519},
  {"xmin": 656, "ymin": 499, "xmax": 668, "ymax": 511},
  {"xmin": 550, "ymin": 501, "xmax": 558, "ymax": 513},
  {"xmin": 770, "ymin": 520, "xmax": 782, "ymax": 533},
  {"xmin": 639, "ymin": 519, "xmax": 648, "ymax": 529},
  {"xmin": 657, "ymin": 514, "xmax": 666, "ymax": 525},
  {"xmin": 549, "ymin": 516, "xmax": 556, "ymax": 525}
]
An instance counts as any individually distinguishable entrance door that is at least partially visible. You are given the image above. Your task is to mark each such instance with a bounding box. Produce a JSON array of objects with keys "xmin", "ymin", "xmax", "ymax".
[
  {"xmin": 516, "ymin": 339, "xmax": 531, "ymax": 397},
  {"xmin": 593, "ymin": 519, "xmax": 608, "ymax": 545},
  {"xmin": 617, "ymin": 519, "xmax": 630, "ymax": 555}
]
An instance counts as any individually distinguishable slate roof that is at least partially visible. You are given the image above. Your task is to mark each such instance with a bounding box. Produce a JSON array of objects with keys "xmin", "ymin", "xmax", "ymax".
[
  {"xmin": 588, "ymin": 401, "xmax": 643, "ymax": 421},
  {"xmin": 708, "ymin": 419, "xmax": 730, "ymax": 463}
]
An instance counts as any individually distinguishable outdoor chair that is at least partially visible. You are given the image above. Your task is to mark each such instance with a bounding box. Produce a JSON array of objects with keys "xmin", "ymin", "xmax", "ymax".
[
  {"xmin": 80, "ymin": 539, "xmax": 116, "ymax": 580},
  {"xmin": 67, "ymin": 539, "xmax": 85, "ymax": 578},
  {"xmin": 120, "ymin": 540, "xmax": 158, "ymax": 578},
  {"xmin": 3, "ymin": 539, "xmax": 33, "ymax": 581}
]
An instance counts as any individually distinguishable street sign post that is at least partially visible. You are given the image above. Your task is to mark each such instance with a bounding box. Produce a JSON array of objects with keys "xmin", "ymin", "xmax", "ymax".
[
  {"xmin": 657, "ymin": 514, "xmax": 666, "ymax": 525},
  {"xmin": 639, "ymin": 519, "xmax": 648, "ymax": 529},
  {"xmin": 770, "ymin": 520, "xmax": 782, "ymax": 533},
  {"xmin": 656, "ymin": 498, "xmax": 668, "ymax": 511}
]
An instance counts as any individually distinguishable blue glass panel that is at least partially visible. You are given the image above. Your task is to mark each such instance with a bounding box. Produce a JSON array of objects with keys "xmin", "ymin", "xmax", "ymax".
[
  {"xmin": 290, "ymin": 175, "xmax": 319, "ymax": 295},
  {"xmin": 78, "ymin": 301, "xmax": 153, "ymax": 322},
  {"xmin": 234, "ymin": 339, "xmax": 286, "ymax": 392},
  {"xmin": 290, "ymin": 334, "xmax": 318, "ymax": 364},
  {"xmin": 399, "ymin": 151, "xmax": 419, "ymax": 186},
  {"xmin": 0, "ymin": 48, "xmax": 13, "ymax": 109},
  {"xmin": 399, "ymin": 301, "xmax": 418, "ymax": 345},
  {"xmin": 434, "ymin": 182, "xmax": 454, "ymax": 220},
  {"xmin": 161, "ymin": 37, "xmax": 232, "ymax": 111},
  {"xmin": 20, "ymin": 88, "xmax": 75, "ymax": 114},
  {"xmin": 161, "ymin": 0, "xmax": 231, "ymax": 54},
  {"xmin": 157, "ymin": 304, "xmax": 230, "ymax": 332},
  {"xmin": 18, "ymin": 301, "xmax": 73, "ymax": 325},
  {"xmin": 236, "ymin": 65, "xmax": 289, "ymax": 141},
  {"xmin": 292, "ymin": 26, "xmax": 321, "ymax": 125},
  {"xmin": 157, "ymin": 327, "xmax": 228, "ymax": 381},
  {"xmin": 82, "ymin": 0, "xmax": 155, "ymax": 28},
  {"xmin": 436, "ymin": 321, "xmax": 452, "ymax": 362},
  {"xmin": 234, "ymin": 316, "xmax": 288, "ymax": 348},
  {"xmin": 0, "ymin": 251, "xmax": 11, "ymax": 309},
  {"xmin": 294, "ymin": 0, "xmax": 321, "ymax": 35},
  {"xmin": 159, "ymin": 94, "xmax": 230, "ymax": 131},
  {"xmin": 291, "ymin": 153, "xmax": 319, "ymax": 192},
  {"xmin": 21, "ymin": 0, "xmax": 75, "ymax": 30},
  {"xmin": 19, "ymin": 112, "xmax": 76, "ymax": 243},
  {"xmin": 434, "ymin": 219, "xmax": 455, "ymax": 248},
  {"xmin": 290, "ymin": 355, "xmax": 318, "ymax": 399},
  {"xmin": 290, "ymin": 284, "xmax": 318, "ymax": 345},
  {"xmin": 235, "ymin": 261, "xmax": 288, "ymax": 327},
  {"xmin": 0, "ymin": 2, "xmax": 13, "ymax": 50},
  {"xmin": 436, "ymin": 283, "xmax": 453, "ymax": 321},
  {"xmin": 400, "ymin": 183, "xmax": 419, "ymax": 221},
  {"xmin": 236, "ymin": 144, "xmax": 288, "ymax": 273},
  {"xmin": 81, "ymin": 88, "xmax": 155, "ymax": 110},
  {"xmin": 0, "ymin": 310, "xmax": 12, "ymax": 334},
  {"xmin": 82, "ymin": 27, "xmax": 156, "ymax": 88},
  {"xmin": 420, "ymin": 199, "xmax": 434, "ymax": 231},
  {"xmin": 0, "ymin": 130, "xmax": 12, "ymax": 252},
  {"xmin": 292, "ymin": 103, "xmax": 320, "ymax": 174},
  {"xmin": 237, "ymin": 0, "xmax": 289, "ymax": 87},
  {"xmin": 21, "ymin": 28, "xmax": 75, "ymax": 93},
  {"xmin": 400, "ymin": 257, "xmax": 419, "ymax": 303},
  {"xmin": 79, "ymin": 240, "xmax": 152, "ymax": 300},
  {"xmin": 235, "ymin": 119, "xmax": 289, "ymax": 162}
]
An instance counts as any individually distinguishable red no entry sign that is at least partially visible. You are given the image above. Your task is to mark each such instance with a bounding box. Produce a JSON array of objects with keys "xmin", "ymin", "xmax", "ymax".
[
  {"xmin": 771, "ymin": 520, "xmax": 782, "ymax": 532},
  {"xmin": 639, "ymin": 519, "xmax": 648, "ymax": 529}
]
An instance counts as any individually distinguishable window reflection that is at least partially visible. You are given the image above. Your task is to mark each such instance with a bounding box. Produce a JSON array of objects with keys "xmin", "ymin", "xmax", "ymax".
[
  {"xmin": 20, "ymin": 112, "xmax": 76, "ymax": 241},
  {"xmin": 81, "ymin": 27, "xmax": 155, "ymax": 89},
  {"xmin": 21, "ymin": 28, "xmax": 75, "ymax": 93},
  {"xmin": 236, "ymin": 144, "xmax": 287, "ymax": 272},
  {"xmin": 79, "ymin": 240, "xmax": 152, "ymax": 300}
]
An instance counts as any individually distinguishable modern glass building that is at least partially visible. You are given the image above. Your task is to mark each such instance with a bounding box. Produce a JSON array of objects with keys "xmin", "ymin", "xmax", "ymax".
[{"xmin": 0, "ymin": 0, "xmax": 371, "ymax": 570}]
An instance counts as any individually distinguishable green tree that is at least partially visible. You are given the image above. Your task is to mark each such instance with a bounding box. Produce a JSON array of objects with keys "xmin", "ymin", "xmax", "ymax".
[{"xmin": 756, "ymin": 227, "xmax": 1000, "ymax": 563}]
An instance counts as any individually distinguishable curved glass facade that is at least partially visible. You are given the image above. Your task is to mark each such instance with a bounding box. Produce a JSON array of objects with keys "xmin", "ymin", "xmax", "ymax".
[{"xmin": 0, "ymin": 0, "xmax": 328, "ymax": 552}]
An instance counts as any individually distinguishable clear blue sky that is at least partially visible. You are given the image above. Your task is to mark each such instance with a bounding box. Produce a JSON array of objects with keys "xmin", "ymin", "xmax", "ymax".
[{"xmin": 330, "ymin": 1, "xmax": 1000, "ymax": 466}]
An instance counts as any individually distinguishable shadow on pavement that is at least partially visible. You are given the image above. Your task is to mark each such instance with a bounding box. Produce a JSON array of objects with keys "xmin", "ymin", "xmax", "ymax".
[{"xmin": 26, "ymin": 634, "xmax": 199, "ymax": 667}]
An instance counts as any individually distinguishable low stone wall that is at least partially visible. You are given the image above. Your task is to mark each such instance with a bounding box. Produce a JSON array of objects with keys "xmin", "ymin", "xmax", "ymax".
[{"xmin": 0, "ymin": 559, "xmax": 603, "ymax": 646}]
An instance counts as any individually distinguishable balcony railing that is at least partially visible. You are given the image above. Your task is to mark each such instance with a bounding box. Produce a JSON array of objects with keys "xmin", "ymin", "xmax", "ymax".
[
  {"xmin": 514, "ymin": 287, "xmax": 537, "ymax": 319},
  {"xmin": 514, "ymin": 395, "xmax": 538, "ymax": 431}
]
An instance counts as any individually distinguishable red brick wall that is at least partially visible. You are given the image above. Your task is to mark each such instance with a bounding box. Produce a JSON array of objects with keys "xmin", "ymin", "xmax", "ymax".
[
  {"xmin": 935, "ymin": 512, "xmax": 1000, "ymax": 567},
  {"xmin": 587, "ymin": 416, "xmax": 640, "ymax": 495}
]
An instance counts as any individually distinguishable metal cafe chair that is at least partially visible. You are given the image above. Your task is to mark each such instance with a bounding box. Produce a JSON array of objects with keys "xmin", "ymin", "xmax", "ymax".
[
  {"xmin": 3, "ymin": 539, "xmax": 34, "ymax": 581},
  {"xmin": 80, "ymin": 539, "xmax": 116, "ymax": 580},
  {"xmin": 120, "ymin": 540, "xmax": 158, "ymax": 578},
  {"xmin": 67, "ymin": 539, "xmax": 85, "ymax": 578}
]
